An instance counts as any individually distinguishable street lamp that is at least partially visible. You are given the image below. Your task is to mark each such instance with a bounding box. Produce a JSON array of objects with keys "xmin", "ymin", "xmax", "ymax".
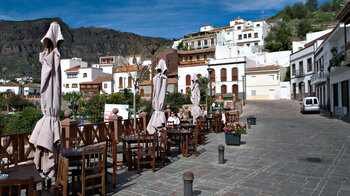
[
  {"xmin": 146, "ymin": 43, "xmax": 160, "ymax": 104},
  {"xmin": 207, "ymin": 66, "xmax": 214, "ymax": 116},
  {"xmin": 241, "ymin": 75, "xmax": 245, "ymax": 106}
]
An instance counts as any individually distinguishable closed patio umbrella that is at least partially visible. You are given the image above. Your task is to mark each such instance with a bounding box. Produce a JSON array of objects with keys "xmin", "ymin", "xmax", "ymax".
[
  {"xmin": 29, "ymin": 22, "xmax": 64, "ymax": 179},
  {"xmin": 191, "ymin": 74, "xmax": 201, "ymax": 124},
  {"xmin": 146, "ymin": 59, "xmax": 167, "ymax": 134}
]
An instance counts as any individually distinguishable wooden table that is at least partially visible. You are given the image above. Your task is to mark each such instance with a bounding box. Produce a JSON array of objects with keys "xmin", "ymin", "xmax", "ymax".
[
  {"xmin": 1, "ymin": 163, "xmax": 42, "ymax": 183},
  {"xmin": 119, "ymin": 135, "xmax": 142, "ymax": 171},
  {"xmin": 179, "ymin": 123, "xmax": 196, "ymax": 130},
  {"xmin": 206, "ymin": 116, "xmax": 216, "ymax": 133},
  {"xmin": 167, "ymin": 130, "xmax": 192, "ymax": 158}
]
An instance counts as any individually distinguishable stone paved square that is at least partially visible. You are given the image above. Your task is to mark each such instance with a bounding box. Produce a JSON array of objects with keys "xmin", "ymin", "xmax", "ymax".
[{"xmin": 104, "ymin": 100, "xmax": 350, "ymax": 195}]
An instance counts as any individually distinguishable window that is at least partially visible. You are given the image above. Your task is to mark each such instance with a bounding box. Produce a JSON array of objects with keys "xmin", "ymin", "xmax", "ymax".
[
  {"xmin": 254, "ymin": 33, "xmax": 258, "ymax": 38},
  {"xmin": 247, "ymin": 43, "xmax": 250, "ymax": 47},
  {"xmin": 299, "ymin": 61, "xmax": 303, "ymax": 74},
  {"xmin": 342, "ymin": 81, "xmax": 349, "ymax": 107},
  {"xmin": 232, "ymin": 68, "xmax": 238, "ymax": 81},
  {"xmin": 186, "ymin": 75, "xmax": 191, "ymax": 86},
  {"xmin": 251, "ymin": 90, "xmax": 256, "ymax": 96},
  {"xmin": 251, "ymin": 76, "xmax": 256, "ymax": 82},
  {"xmin": 237, "ymin": 26, "xmax": 241, "ymax": 30},
  {"xmin": 196, "ymin": 55, "xmax": 200, "ymax": 60},
  {"xmin": 211, "ymin": 39, "xmax": 215, "ymax": 45},
  {"xmin": 244, "ymin": 34, "xmax": 247, "ymax": 39},
  {"xmin": 221, "ymin": 68, "xmax": 227, "ymax": 81},
  {"xmin": 321, "ymin": 56, "xmax": 324, "ymax": 71},
  {"xmin": 189, "ymin": 56, "xmax": 193, "ymax": 61},
  {"xmin": 191, "ymin": 42, "xmax": 194, "ymax": 47},
  {"xmin": 210, "ymin": 70, "xmax": 215, "ymax": 82},
  {"xmin": 333, "ymin": 83, "xmax": 338, "ymax": 106},
  {"xmin": 72, "ymin": 83, "xmax": 78, "ymax": 88},
  {"xmin": 83, "ymin": 73, "xmax": 87, "ymax": 78},
  {"xmin": 221, "ymin": 85, "xmax": 227, "ymax": 95},
  {"xmin": 238, "ymin": 35, "xmax": 242, "ymax": 40},
  {"xmin": 204, "ymin": 55, "xmax": 207, "ymax": 60},
  {"xmin": 104, "ymin": 83, "xmax": 107, "ymax": 88},
  {"xmin": 313, "ymin": 98, "xmax": 318, "ymax": 104},
  {"xmin": 119, "ymin": 77, "xmax": 123, "ymax": 88},
  {"xmin": 292, "ymin": 64, "xmax": 295, "ymax": 76},
  {"xmin": 204, "ymin": 40, "xmax": 208, "ymax": 45},
  {"xmin": 140, "ymin": 89, "xmax": 145, "ymax": 97},
  {"xmin": 256, "ymin": 24, "xmax": 260, "ymax": 27},
  {"xmin": 66, "ymin": 84, "xmax": 69, "ymax": 88},
  {"xmin": 68, "ymin": 74, "xmax": 77, "ymax": 78},
  {"xmin": 197, "ymin": 74, "xmax": 202, "ymax": 79},
  {"xmin": 254, "ymin": 43, "xmax": 258, "ymax": 46},
  {"xmin": 306, "ymin": 99, "xmax": 312, "ymax": 105},
  {"xmin": 232, "ymin": 85, "xmax": 238, "ymax": 97},
  {"xmin": 198, "ymin": 40, "xmax": 201, "ymax": 47},
  {"xmin": 307, "ymin": 58, "xmax": 312, "ymax": 72},
  {"xmin": 269, "ymin": 75, "xmax": 274, "ymax": 81},
  {"xmin": 248, "ymin": 33, "xmax": 252, "ymax": 38}
]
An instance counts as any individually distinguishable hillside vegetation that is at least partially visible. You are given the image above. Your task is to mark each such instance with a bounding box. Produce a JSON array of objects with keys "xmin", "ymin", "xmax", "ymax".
[
  {"xmin": 265, "ymin": 0, "xmax": 346, "ymax": 52},
  {"xmin": 0, "ymin": 18, "xmax": 172, "ymax": 79}
]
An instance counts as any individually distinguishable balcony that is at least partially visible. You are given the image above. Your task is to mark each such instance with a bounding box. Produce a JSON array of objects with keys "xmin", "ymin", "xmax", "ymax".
[
  {"xmin": 295, "ymin": 69, "xmax": 304, "ymax": 78},
  {"xmin": 179, "ymin": 59, "xmax": 208, "ymax": 65},
  {"xmin": 311, "ymin": 71, "xmax": 328, "ymax": 85}
]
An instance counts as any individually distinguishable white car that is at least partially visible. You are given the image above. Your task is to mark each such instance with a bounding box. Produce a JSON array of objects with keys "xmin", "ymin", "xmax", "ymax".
[{"xmin": 301, "ymin": 97, "xmax": 320, "ymax": 114}]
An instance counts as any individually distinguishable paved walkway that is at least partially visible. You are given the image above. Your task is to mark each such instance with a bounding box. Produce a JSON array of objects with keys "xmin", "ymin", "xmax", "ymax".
[{"xmin": 109, "ymin": 100, "xmax": 350, "ymax": 196}]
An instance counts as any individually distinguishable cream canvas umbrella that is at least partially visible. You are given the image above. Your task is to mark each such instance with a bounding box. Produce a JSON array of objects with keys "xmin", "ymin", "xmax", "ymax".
[
  {"xmin": 146, "ymin": 59, "xmax": 168, "ymax": 134},
  {"xmin": 191, "ymin": 74, "xmax": 201, "ymax": 124},
  {"xmin": 29, "ymin": 22, "xmax": 64, "ymax": 179}
]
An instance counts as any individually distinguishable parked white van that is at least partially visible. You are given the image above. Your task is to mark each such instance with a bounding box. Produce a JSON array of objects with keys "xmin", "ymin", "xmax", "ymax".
[{"xmin": 301, "ymin": 97, "xmax": 320, "ymax": 114}]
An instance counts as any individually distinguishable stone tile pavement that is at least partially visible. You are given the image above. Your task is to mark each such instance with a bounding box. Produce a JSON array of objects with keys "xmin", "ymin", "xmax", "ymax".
[{"xmin": 105, "ymin": 100, "xmax": 350, "ymax": 196}]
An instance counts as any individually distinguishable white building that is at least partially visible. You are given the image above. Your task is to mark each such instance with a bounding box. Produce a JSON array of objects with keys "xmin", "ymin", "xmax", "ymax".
[
  {"xmin": 80, "ymin": 76, "xmax": 113, "ymax": 96},
  {"xmin": 0, "ymin": 82, "xmax": 22, "ymax": 95},
  {"xmin": 291, "ymin": 31, "xmax": 330, "ymax": 101},
  {"xmin": 113, "ymin": 65, "xmax": 150, "ymax": 94},
  {"xmin": 23, "ymin": 83, "xmax": 40, "ymax": 96},
  {"xmin": 92, "ymin": 55, "xmax": 128, "ymax": 74},
  {"xmin": 312, "ymin": 23, "xmax": 350, "ymax": 116}
]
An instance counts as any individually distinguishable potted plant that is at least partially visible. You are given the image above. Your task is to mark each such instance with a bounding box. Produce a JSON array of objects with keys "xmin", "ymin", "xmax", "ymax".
[
  {"xmin": 224, "ymin": 122, "xmax": 246, "ymax": 146},
  {"xmin": 247, "ymin": 115, "xmax": 256, "ymax": 125}
]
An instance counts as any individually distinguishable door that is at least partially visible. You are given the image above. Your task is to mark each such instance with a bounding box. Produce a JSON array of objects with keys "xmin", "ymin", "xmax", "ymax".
[
  {"xmin": 269, "ymin": 89, "xmax": 275, "ymax": 100},
  {"xmin": 280, "ymin": 86, "xmax": 287, "ymax": 99}
]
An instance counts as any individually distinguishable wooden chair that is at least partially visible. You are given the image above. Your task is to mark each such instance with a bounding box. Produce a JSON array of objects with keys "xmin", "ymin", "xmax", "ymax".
[
  {"xmin": 0, "ymin": 176, "xmax": 35, "ymax": 196},
  {"xmin": 0, "ymin": 152, "xmax": 18, "ymax": 168},
  {"xmin": 196, "ymin": 117, "xmax": 206, "ymax": 145},
  {"xmin": 75, "ymin": 145, "xmax": 106, "ymax": 196},
  {"xmin": 188, "ymin": 124, "xmax": 199, "ymax": 156},
  {"xmin": 215, "ymin": 113, "xmax": 223, "ymax": 133},
  {"xmin": 156, "ymin": 130, "xmax": 167, "ymax": 167},
  {"xmin": 37, "ymin": 155, "xmax": 69, "ymax": 196},
  {"xmin": 136, "ymin": 132, "xmax": 156, "ymax": 174}
]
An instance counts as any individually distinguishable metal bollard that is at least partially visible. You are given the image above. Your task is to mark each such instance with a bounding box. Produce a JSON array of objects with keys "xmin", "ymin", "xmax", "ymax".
[
  {"xmin": 218, "ymin": 144, "xmax": 225, "ymax": 164},
  {"xmin": 247, "ymin": 119, "xmax": 251, "ymax": 129},
  {"xmin": 183, "ymin": 171, "xmax": 194, "ymax": 196}
]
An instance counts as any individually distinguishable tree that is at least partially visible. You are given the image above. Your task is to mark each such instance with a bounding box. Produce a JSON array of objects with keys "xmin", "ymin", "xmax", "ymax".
[
  {"xmin": 275, "ymin": 24, "xmax": 292, "ymax": 50},
  {"xmin": 106, "ymin": 93, "xmax": 126, "ymax": 104},
  {"xmin": 7, "ymin": 107, "xmax": 42, "ymax": 134},
  {"xmin": 320, "ymin": 1, "xmax": 331, "ymax": 12},
  {"xmin": 297, "ymin": 20, "xmax": 313, "ymax": 38},
  {"xmin": 62, "ymin": 91, "xmax": 83, "ymax": 113},
  {"xmin": 6, "ymin": 93, "xmax": 33, "ymax": 111},
  {"xmin": 284, "ymin": 67, "xmax": 291, "ymax": 82},
  {"xmin": 305, "ymin": 0, "xmax": 318, "ymax": 11},
  {"xmin": 85, "ymin": 94, "xmax": 106, "ymax": 123},
  {"xmin": 123, "ymin": 53, "xmax": 150, "ymax": 128},
  {"xmin": 197, "ymin": 77, "xmax": 209, "ymax": 104},
  {"xmin": 166, "ymin": 92, "xmax": 191, "ymax": 110}
]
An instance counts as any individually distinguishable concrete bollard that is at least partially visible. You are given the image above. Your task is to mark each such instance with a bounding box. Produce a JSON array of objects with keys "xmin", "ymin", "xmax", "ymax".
[
  {"xmin": 247, "ymin": 119, "xmax": 251, "ymax": 129},
  {"xmin": 218, "ymin": 144, "xmax": 225, "ymax": 164},
  {"xmin": 183, "ymin": 171, "xmax": 194, "ymax": 196}
]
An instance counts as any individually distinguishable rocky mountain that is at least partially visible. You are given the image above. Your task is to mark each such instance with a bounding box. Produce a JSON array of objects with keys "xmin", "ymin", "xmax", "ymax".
[{"xmin": 0, "ymin": 17, "xmax": 172, "ymax": 79}]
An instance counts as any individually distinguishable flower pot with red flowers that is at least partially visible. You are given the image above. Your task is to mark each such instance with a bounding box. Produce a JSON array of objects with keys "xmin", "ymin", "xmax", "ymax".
[{"xmin": 224, "ymin": 122, "xmax": 246, "ymax": 146}]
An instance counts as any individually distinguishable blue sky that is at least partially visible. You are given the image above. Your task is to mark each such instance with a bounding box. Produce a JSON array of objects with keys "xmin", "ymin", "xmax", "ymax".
[{"xmin": 0, "ymin": 0, "xmax": 330, "ymax": 39}]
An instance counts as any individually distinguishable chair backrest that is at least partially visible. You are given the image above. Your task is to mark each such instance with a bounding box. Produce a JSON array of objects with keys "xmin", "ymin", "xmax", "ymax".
[
  {"xmin": 196, "ymin": 117, "xmax": 206, "ymax": 130},
  {"xmin": 0, "ymin": 152, "xmax": 18, "ymax": 169},
  {"xmin": 123, "ymin": 127, "xmax": 139, "ymax": 136},
  {"xmin": 225, "ymin": 112, "xmax": 239, "ymax": 123},
  {"xmin": 82, "ymin": 145, "xmax": 106, "ymax": 172},
  {"xmin": 137, "ymin": 132, "xmax": 156, "ymax": 152},
  {"xmin": 0, "ymin": 176, "xmax": 35, "ymax": 196},
  {"xmin": 56, "ymin": 155, "xmax": 69, "ymax": 196},
  {"xmin": 167, "ymin": 121, "xmax": 178, "ymax": 130}
]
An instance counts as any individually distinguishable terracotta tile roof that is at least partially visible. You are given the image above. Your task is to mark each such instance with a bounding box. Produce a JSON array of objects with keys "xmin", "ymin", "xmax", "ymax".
[
  {"xmin": 201, "ymin": 24, "xmax": 214, "ymax": 28},
  {"xmin": 140, "ymin": 80, "xmax": 152, "ymax": 86},
  {"xmin": 246, "ymin": 65, "xmax": 280, "ymax": 72},
  {"xmin": 65, "ymin": 65, "xmax": 80, "ymax": 72},
  {"xmin": 0, "ymin": 82, "xmax": 20, "ymax": 86},
  {"xmin": 115, "ymin": 65, "xmax": 145, "ymax": 73},
  {"xmin": 237, "ymin": 44, "xmax": 244, "ymax": 46},
  {"xmin": 80, "ymin": 75, "xmax": 112, "ymax": 85},
  {"xmin": 242, "ymin": 28, "xmax": 253, "ymax": 32},
  {"xmin": 304, "ymin": 32, "xmax": 332, "ymax": 48},
  {"xmin": 209, "ymin": 25, "xmax": 230, "ymax": 33},
  {"xmin": 230, "ymin": 17, "xmax": 245, "ymax": 22},
  {"xmin": 177, "ymin": 48, "xmax": 215, "ymax": 55},
  {"xmin": 125, "ymin": 54, "xmax": 142, "ymax": 58},
  {"xmin": 24, "ymin": 83, "xmax": 40, "ymax": 88}
]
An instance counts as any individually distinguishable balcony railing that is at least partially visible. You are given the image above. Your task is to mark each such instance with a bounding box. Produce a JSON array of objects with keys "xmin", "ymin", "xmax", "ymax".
[
  {"xmin": 311, "ymin": 71, "xmax": 327, "ymax": 83},
  {"xmin": 295, "ymin": 69, "xmax": 304, "ymax": 78},
  {"xmin": 329, "ymin": 51, "xmax": 345, "ymax": 71}
]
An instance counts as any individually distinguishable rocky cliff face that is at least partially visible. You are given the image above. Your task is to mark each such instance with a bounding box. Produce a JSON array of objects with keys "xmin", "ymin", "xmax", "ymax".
[{"xmin": 0, "ymin": 17, "xmax": 172, "ymax": 78}]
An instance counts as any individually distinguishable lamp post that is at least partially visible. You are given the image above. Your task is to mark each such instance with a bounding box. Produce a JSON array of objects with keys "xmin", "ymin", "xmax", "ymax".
[
  {"xmin": 241, "ymin": 75, "xmax": 245, "ymax": 106},
  {"xmin": 146, "ymin": 43, "xmax": 160, "ymax": 105},
  {"xmin": 207, "ymin": 67, "xmax": 214, "ymax": 116}
]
